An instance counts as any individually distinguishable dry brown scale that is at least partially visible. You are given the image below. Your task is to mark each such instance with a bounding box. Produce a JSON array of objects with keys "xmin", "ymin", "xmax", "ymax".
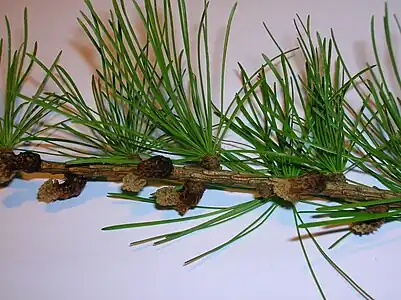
[
  {"xmin": 2, "ymin": 150, "xmax": 400, "ymax": 233},
  {"xmin": 0, "ymin": 151, "xmax": 17, "ymax": 184},
  {"xmin": 350, "ymin": 204, "xmax": 390, "ymax": 235},
  {"xmin": 37, "ymin": 174, "xmax": 87, "ymax": 203},
  {"xmin": 122, "ymin": 154, "xmax": 213, "ymax": 215},
  {"xmin": 0, "ymin": 150, "xmax": 42, "ymax": 184}
]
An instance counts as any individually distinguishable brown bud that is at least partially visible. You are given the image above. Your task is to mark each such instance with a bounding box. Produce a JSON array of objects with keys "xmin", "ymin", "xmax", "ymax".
[
  {"xmin": 122, "ymin": 173, "xmax": 147, "ymax": 192},
  {"xmin": 0, "ymin": 151, "xmax": 16, "ymax": 184},
  {"xmin": 350, "ymin": 221, "xmax": 385, "ymax": 236},
  {"xmin": 37, "ymin": 179, "xmax": 61, "ymax": 203},
  {"xmin": 258, "ymin": 183, "xmax": 275, "ymax": 198},
  {"xmin": 177, "ymin": 181, "xmax": 206, "ymax": 215},
  {"xmin": 137, "ymin": 155, "xmax": 173, "ymax": 178},
  {"xmin": 350, "ymin": 204, "xmax": 389, "ymax": 236},
  {"xmin": 201, "ymin": 155, "xmax": 221, "ymax": 170},
  {"xmin": 37, "ymin": 174, "xmax": 87, "ymax": 203},
  {"xmin": 15, "ymin": 151, "xmax": 41, "ymax": 173},
  {"xmin": 154, "ymin": 187, "xmax": 181, "ymax": 207},
  {"xmin": 0, "ymin": 162, "xmax": 16, "ymax": 184},
  {"xmin": 58, "ymin": 174, "xmax": 87, "ymax": 200},
  {"xmin": 0, "ymin": 151, "xmax": 16, "ymax": 162},
  {"xmin": 324, "ymin": 173, "xmax": 346, "ymax": 183},
  {"xmin": 273, "ymin": 180, "xmax": 295, "ymax": 202},
  {"xmin": 154, "ymin": 182, "xmax": 206, "ymax": 215},
  {"xmin": 365, "ymin": 204, "xmax": 389, "ymax": 213},
  {"xmin": 273, "ymin": 172, "xmax": 326, "ymax": 203}
]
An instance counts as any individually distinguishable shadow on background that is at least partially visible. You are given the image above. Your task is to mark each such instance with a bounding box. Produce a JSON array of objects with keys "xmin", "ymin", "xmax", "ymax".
[{"xmin": 1, "ymin": 178, "xmax": 47, "ymax": 208}]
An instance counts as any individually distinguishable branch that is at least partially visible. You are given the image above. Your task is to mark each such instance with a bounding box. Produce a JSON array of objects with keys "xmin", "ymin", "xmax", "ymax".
[
  {"xmin": 39, "ymin": 158, "xmax": 401, "ymax": 203},
  {"xmin": 2, "ymin": 151, "xmax": 400, "ymax": 210}
]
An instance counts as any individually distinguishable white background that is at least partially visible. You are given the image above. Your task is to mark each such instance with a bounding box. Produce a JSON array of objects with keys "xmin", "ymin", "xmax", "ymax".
[{"xmin": 1, "ymin": 0, "xmax": 401, "ymax": 299}]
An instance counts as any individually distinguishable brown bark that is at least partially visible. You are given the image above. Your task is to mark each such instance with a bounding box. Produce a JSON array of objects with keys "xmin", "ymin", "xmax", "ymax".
[{"xmin": 37, "ymin": 160, "xmax": 401, "ymax": 204}]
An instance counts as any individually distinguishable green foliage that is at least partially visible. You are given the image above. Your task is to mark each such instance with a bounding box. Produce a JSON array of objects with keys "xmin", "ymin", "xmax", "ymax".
[
  {"xmin": 75, "ymin": 0, "xmax": 252, "ymax": 163},
  {"xmin": 299, "ymin": 197, "xmax": 401, "ymax": 228},
  {"xmin": 2, "ymin": 2, "xmax": 401, "ymax": 299},
  {"xmin": 0, "ymin": 8, "xmax": 60, "ymax": 150},
  {"xmin": 31, "ymin": 0, "xmax": 262, "ymax": 164},
  {"xmin": 31, "ymin": 53, "xmax": 162, "ymax": 160},
  {"xmin": 97, "ymin": 5, "xmax": 375, "ymax": 297},
  {"xmin": 104, "ymin": 193, "xmax": 276, "ymax": 266},
  {"xmin": 224, "ymin": 16, "xmax": 370, "ymax": 178},
  {"xmin": 307, "ymin": 3, "xmax": 401, "ymax": 245},
  {"xmin": 294, "ymin": 208, "xmax": 374, "ymax": 300},
  {"xmin": 341, "ymin": 3, "xmax": 401, "ymax": 192}
]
